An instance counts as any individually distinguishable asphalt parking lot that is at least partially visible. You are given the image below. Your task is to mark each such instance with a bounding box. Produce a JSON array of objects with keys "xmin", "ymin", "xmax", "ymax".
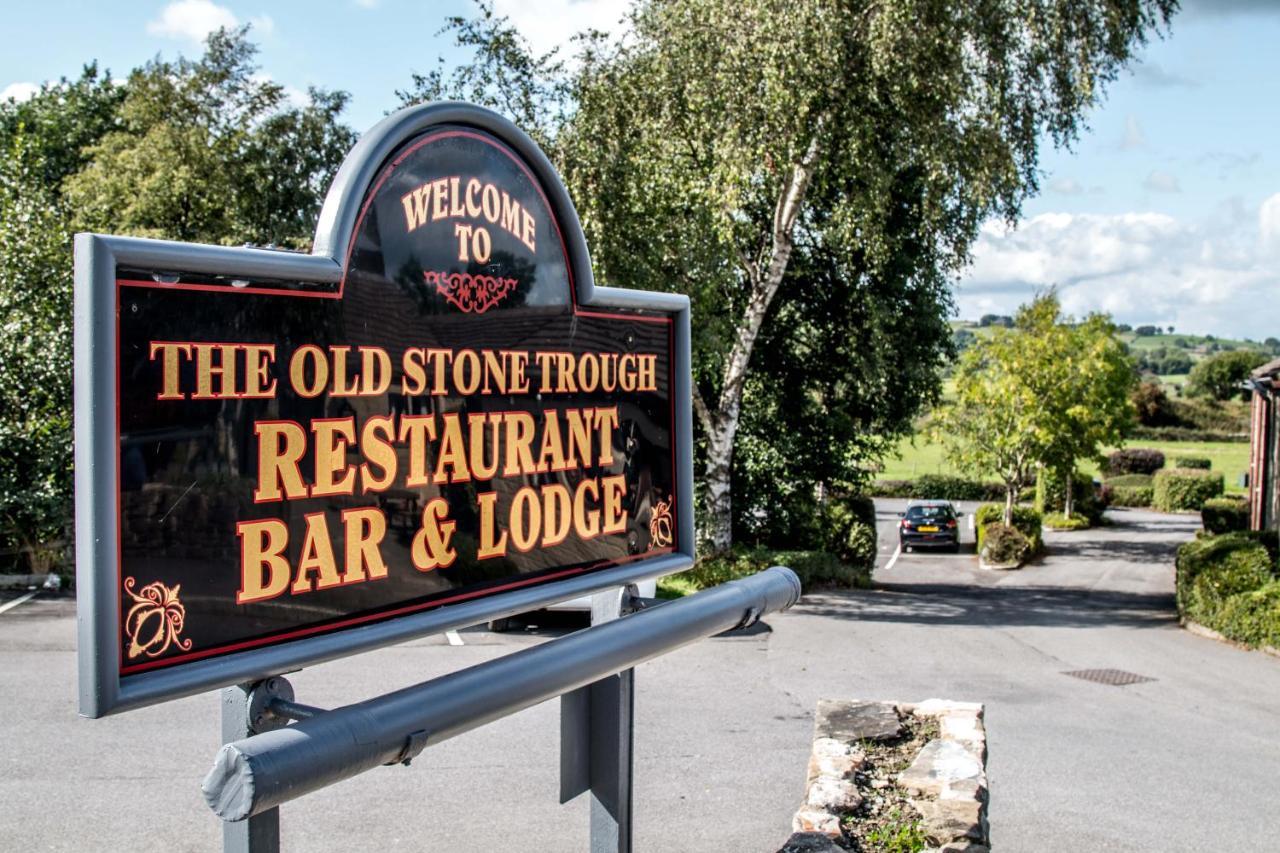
[{"xmin": 4, "ymin": 503, "xmax": 1280, "ymax": 851}]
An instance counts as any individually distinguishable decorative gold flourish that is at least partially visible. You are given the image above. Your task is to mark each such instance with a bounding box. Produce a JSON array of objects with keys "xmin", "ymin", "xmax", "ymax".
[
  {"xmin": 649, "ymin": 496, "xmax": 674, "ymax": 548},
  {"xmin": 424, "ymin": 270, "xmax": 518, "ymax": 314},
  {"xmin": 123, "ymin": 577, "xmax": 193, "ymax": 660}
]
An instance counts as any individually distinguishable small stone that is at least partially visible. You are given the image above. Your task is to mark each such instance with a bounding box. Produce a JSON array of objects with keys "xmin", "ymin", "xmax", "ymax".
[
  {"xmin": 815, "ymin": 699, "xmax": 903, "ymax": 743},
  {"xmin": 806, "ymin": 776, "xmax": 863, "ymax": 811},
  {"xmin": 792, "ymin": 808, "xmax": 842, "ymax": 837},
  {"xmin": 870, "ymin": 778, "xmax": 888, "ymax": 789},
  {"xmin": 776, "ymin": 831, "xmax": 846, "ymax": 853},
  {"xmin": 898, "ymin": 740, "xmax": 984, "ymax": 797},
  {"xmin": 916, "ymin": 797, "xmax": 984, "ymax": 844}
]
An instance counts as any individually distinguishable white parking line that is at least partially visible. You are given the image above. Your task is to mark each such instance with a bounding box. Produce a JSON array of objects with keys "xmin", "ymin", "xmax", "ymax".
[
  {"xmin": 445, "ymin": 630, "xmax": 464, "ymax": 646},
  {"xmin": 884, "ymin": 545, "xmax": 902, "ymax": 571},
  {"xmin": 0, "ymin": 590, "xmax": 39, "ymax": 615}
]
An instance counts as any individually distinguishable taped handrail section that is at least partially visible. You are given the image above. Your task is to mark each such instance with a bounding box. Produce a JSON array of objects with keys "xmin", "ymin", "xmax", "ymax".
[{"xmin": 202, "ymin": 567, "xmax": 801, "ymax": 821}]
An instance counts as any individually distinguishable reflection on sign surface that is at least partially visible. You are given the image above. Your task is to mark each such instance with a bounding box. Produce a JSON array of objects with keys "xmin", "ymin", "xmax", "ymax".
[{"xmin": 114, "ymin": 127, "xmax": 675, "ymax": 674}]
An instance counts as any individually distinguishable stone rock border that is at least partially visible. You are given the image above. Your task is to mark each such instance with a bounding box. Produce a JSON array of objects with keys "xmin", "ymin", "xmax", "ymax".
[
  {"xmin": 780, "ymin": 699, "xmax": 989, "ymax": 852},
  {"xmin": 1182, "ymin": 618, "xmax": 1280, "ymax": 659}
]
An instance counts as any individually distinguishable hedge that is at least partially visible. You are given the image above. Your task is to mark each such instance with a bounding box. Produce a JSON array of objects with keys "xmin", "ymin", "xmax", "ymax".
[
  {"xmin": 822, "ymin": 494, "xmax": 878, "ymax": 571},
  {"xmin": 870, "ymin": 476, "xmax": 1004, "ymax": 502},
  {"xmin": 1175, "ymin": 532, "xmax": 1278, "ymax": 647},
  {"xmin": 1109, "ymin": 485, "xmax": 1153, "ymax": 507},
  {"xmin": 1173, "ymin": 456, "xmax": 1212, "ymax": 470},
  {"xmin": 676, "ymin": 546, "xmax": 871, "ymax": 593},
  {"xmin": 1036, "ymin": 468, "xmax": 1106, "ymax": 525},
  {"xmin": 1104, "ymin": 473, "xmax": 1153, "ymax": 488},
  {"xmin": 1043, "ymin": 512, "xmax": 1091, "ymax": 530},
  {"xmin": 975, "ymin": 503, "xmax": 1043, "ymax": 554},
  {"xmin": 981, "ymin": 524, "xmax": 1030, "ymax": 565},
  {"xmin": 1153, "ymin": 468, "xmax": 1224, "ymax": 512},
  {"xmin": 1201, "ymin": 497, "xmax": 1248, "ymax": 534},
  {"xmin": 1102, "ymin": 448, "xmax": 1165, "ymax": 477},
  {"xmin": 1131, "ymin": 426, "xmax": 1248, "ymax": 443}
]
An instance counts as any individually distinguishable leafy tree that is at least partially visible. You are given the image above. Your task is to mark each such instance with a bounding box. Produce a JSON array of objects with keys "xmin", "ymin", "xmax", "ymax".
[
  {"xmin": 66, "ymin": 27, "xmax": 355, "ymax": 248},
  {"xmin": 408, "ymin": 0, "xmax": 1175, "ymax": 551},
  {"xmin": 1187, "ymin": 350, "xmax": 1268, "ymax": 401},
  {"xmin": 0, "ymin": 129, "xmax": 73, "ymax": 566},
  {"xmin": 1135, "ymin": 325, "xmax": 1160, "ymax": 337}
]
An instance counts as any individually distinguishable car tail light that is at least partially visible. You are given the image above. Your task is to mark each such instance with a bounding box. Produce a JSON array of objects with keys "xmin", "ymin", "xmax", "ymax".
[{"xmin": 946, "ymin": 519, "xmax": 957, "ymax": 529}]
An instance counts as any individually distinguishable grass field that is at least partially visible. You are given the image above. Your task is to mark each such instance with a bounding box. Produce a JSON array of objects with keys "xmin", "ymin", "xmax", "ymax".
[{"xmin": 881, "ymin": 435, "xmax": 1249, "ymax": 495}]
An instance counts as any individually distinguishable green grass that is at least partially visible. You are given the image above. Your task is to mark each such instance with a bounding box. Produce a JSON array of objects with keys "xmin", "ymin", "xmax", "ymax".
[{"xmin": 881, "ymin": 435, "xmax": 1249, "ymax": 495}]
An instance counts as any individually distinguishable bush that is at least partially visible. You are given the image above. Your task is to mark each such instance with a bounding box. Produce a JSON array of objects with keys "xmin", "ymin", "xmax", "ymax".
[
  {"xmin": 1043, "ymin": 512, "xmax": 1090, "ymax": 530},
  {"xmin": 822, "ymin": 494, "xmax": 878, "ymax": 572},
  {"xmin": 1173, "ymin": 456, "xmax": 1211, "ymax": 470},
  {"xmin": 869, "ymin": 476, "xmax": 1003, "ymax": 502},
  {"xmin": 975, "ymin": 503, "xmax": 1043, "ymax": 554},
  {"xmin": 980, "ymin": 524, "xmax": 1030, "ymax": 565},
  {"xmin": 1175, "ymin": 534, "xmax": 1274, "ymax": 631},
  {"xmin": 1153, "ymin": 468, "xmax": 1224, "ymax": 512},
  {"xmin": 1201, "ymin": 496, "xmax": 1249, "ymax": 534},
  {"xmin": 1035, "ymin": 468, "xmax": 1105, "ymax": 525},
  {"xmin": 1130, "ymin": 426, "xmax": 1248, "ymax": 443},
  {"xmin": 678, "ymin": 546, "xmax": 870, "ymax": 593},
  {"xmin": 1104, "ymin": 473, "xmax": 1153, "ymax": 488},
  {"xmin": 1215, "ymin": 583, "xmax": 1280, "ymax": 649},
  {"xmin": 1109, "ymin": 485, "xmax": 1154, "ymax": 507},
  {"xmin": 1102, "ymin": 448, "xmax": 1165, "ymax": 477}
]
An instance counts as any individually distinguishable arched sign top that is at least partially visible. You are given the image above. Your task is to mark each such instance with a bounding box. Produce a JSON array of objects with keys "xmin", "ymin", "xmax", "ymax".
[
  {"xmin": 73, "ymin": 101, "xmax": 694, "ymax": 717},
  {"xmin": 314, "ymin": 103, "xmax": 594, "ymax": 309}
]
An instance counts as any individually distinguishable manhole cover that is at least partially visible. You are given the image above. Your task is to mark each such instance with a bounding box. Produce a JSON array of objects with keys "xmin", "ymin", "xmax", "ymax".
[{"xmin": 1063, "ymin": 668, "xmax": 1155, "ymax": 687}]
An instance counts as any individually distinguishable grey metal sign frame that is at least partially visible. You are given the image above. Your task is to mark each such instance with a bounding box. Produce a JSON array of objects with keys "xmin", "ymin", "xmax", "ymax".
[{"xmin": 74, "ymin": 102, "xmax": 695, "ymax": 718}]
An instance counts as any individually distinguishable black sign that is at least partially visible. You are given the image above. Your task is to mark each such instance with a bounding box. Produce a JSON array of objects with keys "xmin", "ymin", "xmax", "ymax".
[{"xmin": 110, "ymin": 125, "xmax": 677, "ymax": 677}]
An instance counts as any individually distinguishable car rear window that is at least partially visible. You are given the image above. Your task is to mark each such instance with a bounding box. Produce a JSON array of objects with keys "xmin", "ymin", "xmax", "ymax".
[{"xmin": 906, "ymin": 505, "xmax": 953, "ymax": 521}]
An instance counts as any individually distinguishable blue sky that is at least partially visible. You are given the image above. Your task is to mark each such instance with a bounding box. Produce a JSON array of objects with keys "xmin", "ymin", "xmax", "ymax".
[{"xmin": 3, "ymin": 0, "xmax": 1279, "ymax": 338}]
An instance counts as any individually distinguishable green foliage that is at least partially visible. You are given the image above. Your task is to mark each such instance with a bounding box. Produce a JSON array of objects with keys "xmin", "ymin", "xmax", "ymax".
[
  {"xmin": 0, "ymin": 125, "xmax": 73, "ymax": 567},
  {"xmin": 672, "ymin": 546, "xmax": 870, "ymax": 594},
  {"xmin": 1130, "ymin": 426, "xmax": 1248, "ymax": 443},
  {"xmin": 870, "ymin": 477, "xmax": 1004, "ymax": 501},
  {"xmin": 862, "ymin": 808, "xmax": 927, "ymax": 853},
  {"xmin": 418, "ymin": 0, "xmax": 1175, "ymax": 550},
  {"xmin": 1035, "ymin": 468, "xmax": 1105, "ymax": 525},
  {"xmin": 1173, "ymin": 456, "xmax": 1211, "ymax": 469},
  {"xmin": 981, "ymin": 524, "xmax": 1031, "ymax": 565},
  {"xmin": 819, "ymin": 494, "xmax": 879, "ymax": 572},
  {"xmin": 1043, "ymin": 512, "xmax": 1091, "ymax": 530},
  {"xmin": 1102, "ymin": 448, "xmax": 1165, "ymax": 476},
  {"xmin": 1201, "ymin": 497, "xmax": 1249, "ymax": 535},
  {"xmin": 936, "ymin": 293, "xmax": 1135, "ymax": 524},
  {"xmin": 975, "ymin": 503, "xmax": 1042, "ymax": 554},
  {"xmin": 1187, "ymin": 350, "xmax": 1268, "ymax": 401},
  {"xmin": 66, "ymin": 27, "xmax": 354, "ymax": 247},
  {"xmin": 1109, "ymin": 485, "xmax": 1154, "ymax": 507},
  {"xmin": 1104, "ymin": 473, "xmax": 1153, "ymax": 487},
  {"xmin": 1175, "ymin": 533, "xmax": 1276, "ymax": 643},
  {"xmin": 1153, "ymin": 468, "xmax": 1225, "ymax": 512}
]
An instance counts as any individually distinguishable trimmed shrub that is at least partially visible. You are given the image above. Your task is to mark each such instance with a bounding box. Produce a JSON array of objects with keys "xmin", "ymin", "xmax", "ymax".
[
  {"xmin": 1176, "ymin": 534, "xmax": 1274, "ymax": 627},
  {"xmin": 1173, "ymin": 456, "xmax": 1211, "ymax": 470},
  {"xmin": 975, "ymin": 503, "xmax": 1043, "ymax": 554},
  {"xmin": 981, "ymin": 524, "xmax": 1030, "ymax": 565},
  {"xmin": 1215, "ymin": 582, "xmax": 1280, "ymax": 649},
  {"xmin": 1102, "ymin": 448, "xmax": 1165, "ymax": 477},
  {"xmin": 681, "ymin": 546, "xmax": 870, "ymax": 593},
  {"xmin": 1109, "ymin": 485, "xmax": 1154, "ymax": 507},
  {"xmin": 1043, "ymin": 512, "xmax": 1090, "ymax": 530},
  {"xmin": 869, "ymin": 476, "xmax": 1003, "ymax": 502},
  {"xmin": 822, "ymin": 495, "xmax": 878, "ymax": 572},
  {"xmin": 1153, "ymin": 468, "xmax": 1224, "ymax": 512},
  {"xmin": 1201, "ymin": 497, "xmax": 1248, "ymax": 534},
  {"xmin": 1131, "ymin": 426, "xmax": 1248, "ymax": 443},
  {"xmin": 1036, "ymin": 468, "xmax": 1105, "ymax": 525},
  {"xmin": 1104, "ymin": 473, "xmax": 1153, "ymax": 488}
]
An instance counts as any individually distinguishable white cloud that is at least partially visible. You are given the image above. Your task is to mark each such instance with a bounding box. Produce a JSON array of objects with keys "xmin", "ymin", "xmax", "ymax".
[
  {"xmin": 1048, "ymin": 177, "xmax": 1083, "ymax": 195},
  {"xmin": 147, "ymin": 0, "xmax": 239, "ymax": 41},
  {"xmin": 958, "ymin": 197, "xmax": 1280, "ymax": 338},
  {"xmin": 1120, "ymin": 114, "xmax": 1146, "ymax": 150},
  {"xmin": 491, "ymin": 0, "xmax": 630, "ymax": 57},
  {"xmin": 1, "ymin": 81, "xmax": 39, "ymax": 103},
  {"xmin": 1143, "ymin": 171, "xmax": 1181, "ymax": 193}
]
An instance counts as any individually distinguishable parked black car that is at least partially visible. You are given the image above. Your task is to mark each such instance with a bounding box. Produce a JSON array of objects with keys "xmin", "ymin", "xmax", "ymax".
[{"xmin": 899, "ymin": 500, "xmax": 961, "ymax": 552}]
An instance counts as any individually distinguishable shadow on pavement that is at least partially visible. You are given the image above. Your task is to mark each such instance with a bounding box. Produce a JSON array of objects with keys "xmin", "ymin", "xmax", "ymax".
[
  {"xmin": 1040, "ymin": 535, "xmax": 1180, "ymax": 565},
  {"xmin": 799, "ymin": 585, "xmax": 1177, "ymax": 629}
]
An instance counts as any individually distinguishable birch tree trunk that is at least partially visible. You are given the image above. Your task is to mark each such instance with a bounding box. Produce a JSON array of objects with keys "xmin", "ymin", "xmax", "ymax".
[{"xmin": 698, "ymin": 129, "xmax": 823, "ymax": 552}]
